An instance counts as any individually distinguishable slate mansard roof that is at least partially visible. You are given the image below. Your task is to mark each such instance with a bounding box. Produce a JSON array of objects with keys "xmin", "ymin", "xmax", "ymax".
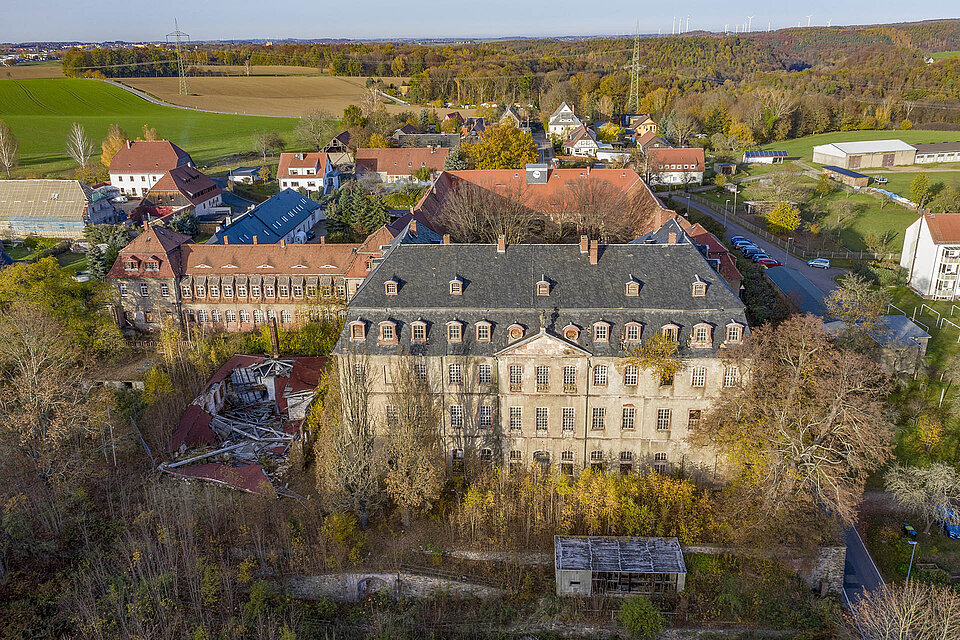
[{"xmin": 335, "ymin": 237, "xmax": 748, "ymax": 358}]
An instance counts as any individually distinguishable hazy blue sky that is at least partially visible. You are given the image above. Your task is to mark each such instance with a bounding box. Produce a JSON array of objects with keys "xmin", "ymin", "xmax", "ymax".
[{"xmin": 2, "ymin": 1, "xmax": 955, "ymax": 42}]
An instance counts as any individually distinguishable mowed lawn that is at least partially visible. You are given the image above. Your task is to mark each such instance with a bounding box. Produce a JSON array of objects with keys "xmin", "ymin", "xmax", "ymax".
[
  {"xmin": 881, "ymin": 171, "xmax": 960, "ymax": 200},
  {"xmin": 762, "ymin": 130, "xmax": 960, "ymax": 162},
  {"xmin": 0, "ymin": 78, "xmax": 299, "ymax": 176}
]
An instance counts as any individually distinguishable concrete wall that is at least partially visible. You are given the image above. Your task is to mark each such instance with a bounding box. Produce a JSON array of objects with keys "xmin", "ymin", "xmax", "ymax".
[
  {"xmin": 556, "ymin": 569, "xmax": 593, "ymax": 596},
  {"xmin": 282, "ymin": 571, "xmax": 504, "ymax": 602}
]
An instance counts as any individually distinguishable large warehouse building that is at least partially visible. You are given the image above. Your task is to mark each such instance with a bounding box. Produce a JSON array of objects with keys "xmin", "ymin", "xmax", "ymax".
[{"xmin": 812, "ymin": 140, "xmax": 917, "ymax": 170}]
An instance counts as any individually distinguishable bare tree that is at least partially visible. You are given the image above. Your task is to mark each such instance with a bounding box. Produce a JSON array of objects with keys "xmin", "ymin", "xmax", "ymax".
[
  {"xmin": 547, "ymin": 177, "xmax": 650, "ymax": 242},
  {"xmin": 252, "ymin": 130, "xmax": 284, "ymax": 162},
  {"xmin": 65, "ymin": 122, "xmax": 94, "ymax": 169},
  {"xmin": 754, "ymin": 170, "xmax": 808, "ymax": 204},
  {"xmin": 384, "ymin": 359, "xmax": 444, "ymax": 528},
  {"xmin": 314, "ymin": 353, "xmax": 384, "ymax": 526},
  {"xmin": 824, "ymin": 273, "xmax": 890, "ymax": 346},
  {"xmin": 436, "ymin": 180, "xmax": 536, "ymax": 244},
  {"xmin": 885, "ymin": 464, "xmax": 960, "ymax": 534},
  {"xmin": 847, "ymin": 582, "xmax": 960, "ymax": 639},
  {"xmin": 669, "ymin": 113, "xmax": 699, "ymax": 147},
  {"xmin": 0, "ymin": 305, "xmax": 110, "ymax": 487},
  {"xmin": 294, "ymin": 109, "xmax": 338, "ymax": 151},
  {"xmin": 694, "ymin": 314, "xmax": 893, "ymax": 527},
  {"xmin": 0, "ymin": 118, "xmax": 19, "ymax": 177}
]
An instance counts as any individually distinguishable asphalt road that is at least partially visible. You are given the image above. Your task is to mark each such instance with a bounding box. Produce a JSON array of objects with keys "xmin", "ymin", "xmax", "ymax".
[
  {"xmin": 843, "ymin": 525, "xmax": 885, "ymax": 605},
  {"xmin": 680, "ymin": 195, "xmax": 846, "ymax": 297}
]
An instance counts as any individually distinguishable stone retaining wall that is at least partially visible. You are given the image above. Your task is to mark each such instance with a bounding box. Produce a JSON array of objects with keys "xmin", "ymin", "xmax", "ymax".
[{"xmin": 282, "ymin": 571, "xmax": 504, "ymax": 602}]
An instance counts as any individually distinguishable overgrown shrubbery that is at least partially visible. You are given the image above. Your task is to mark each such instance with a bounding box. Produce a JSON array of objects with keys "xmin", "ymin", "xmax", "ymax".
[{"xmin": 618, "ymin": 596, "xmax": 664, "ymax": 639}]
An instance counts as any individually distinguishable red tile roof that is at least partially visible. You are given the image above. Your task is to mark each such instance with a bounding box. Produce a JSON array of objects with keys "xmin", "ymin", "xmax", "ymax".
[
  {"xmin": 147, "ymin": 166, "xmax": 222, "ymax": 206},
  {"xmin": 166, "ymin": 462, "xmax": 277, "ymax": 497},
  {"xmin": 926, "ymin": 213, "xmax": 960, "ymax": 243},
  {"xmin": 355, "ymin": 147, "xmax": 449, "ymax": 176},
  {"xmin": 109, "ymin": 140, "xmax": 192, "ymax": 173},
  {"xmin": 107, "ymin": 224, "xmax": 194, "ymax": 279},
  {"xmin": 648, "ymin": 147, "xmax": 705, "ymax": 172},
  {"xmin": 277, "ymin": 152, "xmax": 331, "ymax": 179}
]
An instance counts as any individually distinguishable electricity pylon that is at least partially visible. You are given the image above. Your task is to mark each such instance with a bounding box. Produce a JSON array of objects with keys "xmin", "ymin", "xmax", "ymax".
[
  {"xmin": 626, "ymin": 21, "xmax": 641, "ymax": 114},
  {"xmin": 166, "ymin": 19, "xmax": 190, "ymax": 96}
]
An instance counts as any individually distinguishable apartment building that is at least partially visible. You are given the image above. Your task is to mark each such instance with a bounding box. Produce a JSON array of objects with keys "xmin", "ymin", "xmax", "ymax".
[
  {"xmin": 333, "ymin": 220, "xmax": 749, "ymax": 476},
  {"xmin": 109, "ymin": 140, "xmax": 194, "ymax": 197},
  {"xmin": 901, "ymin": 213, "xmax": 960, "ymax": 300}
]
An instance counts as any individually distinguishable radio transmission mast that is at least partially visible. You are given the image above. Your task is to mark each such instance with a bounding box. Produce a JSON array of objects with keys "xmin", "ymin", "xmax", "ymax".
[
  {"xmin": 627, "ymin": 21, "xmax": 641, "ymax": 114},
  {"xmin": 166, "ymin": 19, "xmax": 190, "ymax": 95}
]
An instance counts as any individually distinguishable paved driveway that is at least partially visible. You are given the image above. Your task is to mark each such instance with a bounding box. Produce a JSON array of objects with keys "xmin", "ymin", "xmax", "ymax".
[
  {"xmin": 843, "ymin": 525, "xmax": 885, "ymax": 605},
  {"xmin": 681, "ymin": 197, "xmax": 846, "ymax": 297}
]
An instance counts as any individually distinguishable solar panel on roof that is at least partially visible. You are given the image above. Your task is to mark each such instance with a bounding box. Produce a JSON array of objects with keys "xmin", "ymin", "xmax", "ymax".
[{"xmin": 746, "ymin": 150, "xmax": 788, "ymax": 157}]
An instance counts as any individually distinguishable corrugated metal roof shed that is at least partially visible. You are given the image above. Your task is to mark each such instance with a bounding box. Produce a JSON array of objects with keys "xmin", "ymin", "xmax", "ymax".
[{"xmin": 555, "ymin": 536, "xmax": 686, "ymax": 574}]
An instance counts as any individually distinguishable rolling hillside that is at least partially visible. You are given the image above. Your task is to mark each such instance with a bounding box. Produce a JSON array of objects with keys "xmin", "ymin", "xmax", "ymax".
[{"xmin": 0, "ymin": 78, "xmax": 299, "ymax": 176}]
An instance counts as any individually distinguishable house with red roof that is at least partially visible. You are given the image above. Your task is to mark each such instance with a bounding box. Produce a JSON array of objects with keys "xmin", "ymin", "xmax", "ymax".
[
  {"xmin": 109, "ymin": 140, "xmax": 194, "ymax": 197},
  {"xmin": 646, "ymin": 147, "xmax": 706, "ymax": 186},
  {"xmin": 355, "ymin": 147, "xmax": 449, "ymax": 184},
  {"xmin": 277, "ymin": 152, "xmax": 340, "ymax": 194},
  {"xmin": 901, "ymin": 213, "xmax": 960, "ymax": 300},
  {"xmin": 143, "ymin": 166, "xmax": 222, "ymax": 215}
]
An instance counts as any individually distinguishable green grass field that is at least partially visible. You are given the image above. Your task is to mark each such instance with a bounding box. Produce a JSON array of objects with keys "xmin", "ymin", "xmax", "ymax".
[
  {"xmin": 931, "ymin": 50, "xmax": 960, "ymax": 61},
  {"xmin": 880, "ymin": 171, "xmax": 960, "ymax": 200},
  {"xmin": 0, "ymin": 78, "xmax": 299, "ymax": 177},
  {"xmin": 762, "ymin": 130, "xmax": 960, "ymax": 162}
]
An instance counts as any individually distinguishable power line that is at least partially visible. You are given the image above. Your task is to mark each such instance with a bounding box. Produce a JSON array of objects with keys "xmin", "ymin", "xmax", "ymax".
[{"xmin": 165, "ymin": 19, "xmax": 190, "ymax": 96}]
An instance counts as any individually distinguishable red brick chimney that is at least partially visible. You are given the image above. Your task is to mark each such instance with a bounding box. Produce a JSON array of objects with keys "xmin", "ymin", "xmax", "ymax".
[
  {"xmin": 579, "ymin": 235, "xmax": 589, "ymax": 253},
  {"xmin": 252, "ymin": 235, "xmax": 258, "ymax": 245},
  {"xmin": 442, "ymin": 234, "xmax": 450, "ymax": 245},
  {"xmin": 668, "ymin": 232, "xmax": 677, "ymax": 245},
  {"xmin": 497, "ymin": 234, "xmax": 505, "ymax": 253},
  {"xmin": 589, "ymin": 239, "xmax": 598, "ymax": 265}
]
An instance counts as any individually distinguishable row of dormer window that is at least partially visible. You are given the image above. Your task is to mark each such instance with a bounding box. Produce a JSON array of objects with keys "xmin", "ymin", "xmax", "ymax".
[
  {"xmin": 125, "ymin": 258, "xmax": 160, "ymax": 271},
  {"xmin": 384, "ymin": 276, "xmax": 708, "ymax": 298},
  {"xmin": 180, "ymin": 283, "xmax": 346, "ymax": 299},
  {"xmin": 350, "ymin": 318, "xmax": 744, "ymax": 346}
]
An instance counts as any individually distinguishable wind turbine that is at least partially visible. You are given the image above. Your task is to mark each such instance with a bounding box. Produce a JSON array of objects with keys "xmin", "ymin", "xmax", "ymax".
[
  {"xmin": 768, "ymin": 22, "xmax": 771, "ymax": 32},
  {"xmin": 672, "ymin": 16, "xmax": 676, "ymax": 35},
  {"xmin": 747, "ymin": 16, "xmax": 754, "ymax": 33},
  {"xmin": 827, "ymin": 19, "xmax": 832, "ymax": 27},
  {"xmin": 806, "ymin": 14, "xmax": 813, "ymax": 27},
  {"xmin": 686, "ymin": 15, "xmax": 690, "ymax": 33}
]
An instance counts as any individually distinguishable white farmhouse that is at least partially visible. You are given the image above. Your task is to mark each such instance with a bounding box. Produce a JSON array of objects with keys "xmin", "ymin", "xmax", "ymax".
[
  {"xmin": 548, "ymin": 102, "xmax": 584, "ymax": 139},
  {"xmin": 277, "ymin": 152, "xmax": 340, "ymax": 194},
  {"xmin": 109, "ymin": 140, "xmax": 194, "ymax": 197},
  {"xmin": 901, "ymin": 213, "xmax": 960, "ymax": 300}
]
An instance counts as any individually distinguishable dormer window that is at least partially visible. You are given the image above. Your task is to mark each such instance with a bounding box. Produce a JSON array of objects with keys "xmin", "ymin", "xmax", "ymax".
[
  {"xmin": 593, "ymin": 322, "xmax": 610, "ymax": 343},
  {"xmin": 508, "ymin": 324, "xmax": 524, "ymax": 342},
  {"xmin": 726, "ymin": 323, "xmax": 744, "ymax": 344},
  {"xmin": 625, "ymin": 322, "xmax": 642, "ymax": 343},
  {"xmin": 537, "ymin": 276, "xmax": 550, "ymax": 296},
  {"xmin": 349, "ymin": 320, "xmax": 366, "ymax": 342},
  {"xmin": 411, "ymin": 321, "xmax": 427, "ymax": 343},
  {"xmin": 144, "ymin": 261, "xmax": 160, "ymax": 271},
  {"xmin": 447, "ymin": 321, "xmax": 463, "ymax": 342},
  {"xmin": 691, "ymin": 323, "xmax": 712, "ymax": 348},
  {"xmin": 692, "ymin": 278, "xmax": 707, "ymax": 297},
  {"xmin": 449, "ymin": 278, "xmax": 463, "ymax": 295},
  {"xmin": 661, "ymin": 324, "xmax": 679, "ymax": 342},
  {"xmin": 124, "ymin": 259, "xmax": 138, "ymax": 271},
  {"xmin": 563, "ymin": 324, "xmax": 580, "ymax": 342},
  {"xmin": 476, "ymin": 321, "xmax": 491, "ymax": 342},
  {"xmin": 379, "ymin": 321, "xmax": 398, "ymax": 345},
  {"xmin": 384, "ymin": 280, "xmax": 398, "ymax": 296},
  {"xmin": 625, "ymin": 280, "xmax": 639, "ymax": 297}
]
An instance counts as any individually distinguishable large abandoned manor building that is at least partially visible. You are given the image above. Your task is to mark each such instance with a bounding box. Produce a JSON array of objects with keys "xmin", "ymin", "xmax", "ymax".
[{"xmin": 334, "ymin": 220, "xmax": 749, "ymax": 475}]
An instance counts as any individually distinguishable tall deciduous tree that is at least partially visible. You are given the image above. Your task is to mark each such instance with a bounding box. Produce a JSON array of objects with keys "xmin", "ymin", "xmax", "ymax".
[
  {"xmin": 384, "ymin": 361, "xmax": 444, "ymax": 528},
  {"xmin": 65, "ymin": 122, "xmax": 94, "ymax": 169},
  {"xmin": 100, "ymin": 123, "xmax": 129, "ymax": 169},
  {"xmin": 436, "ymin": 180, "xmax": 535, "ymax": 244},
  {"xmin": 462, "ymin": 125, "xmax": 538, "ymax": 170},
  {"xmin": 294, "ymin": 109, "xmax": 337, "ymax": 151},
  {"xmin": 693, "ymin": 315, "xmax": 893, "ymax": 526},
  {"xmin": 0, "ymin": 118, "xmax": 20, "ymax": 177},
  {"xmin": 847, "ymin": 582, "xmax": 960, "ymax": 640},
  {"xmin": 765, "ymin": 202, "xmax": 801, "ymax": 234},
  {"xmin": 912, "ymin": 173, "xmax": 931, "ymax": 209},
  {"xmin": 824, "ymin": 273, "xmax": 889, "ymax": 344},
  {"xmin": 252, "ymin": 130, "xmax": 284, "ymax": 161},
  {"xmin": 314, "ymin": 355, "xmax": 384, "ymax": 527}
]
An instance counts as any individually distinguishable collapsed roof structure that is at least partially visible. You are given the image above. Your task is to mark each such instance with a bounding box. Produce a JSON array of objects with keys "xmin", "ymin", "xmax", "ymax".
[{"xmin": 161, "ymin": 352, "xmax": 325, "ymax": 497}]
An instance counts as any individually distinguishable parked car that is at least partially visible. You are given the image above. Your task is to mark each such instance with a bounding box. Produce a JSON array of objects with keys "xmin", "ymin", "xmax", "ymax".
[
  {"xmin": 731, "ymin": 238, "xmax": 753, "ymax": 248},
  {"xmin": 730, "ymin": 236, "xmax": 748, "ymax": 245},
  {"xmin": 756, "ymin": 258, "xmax": 782, "ymax": 268},
  {"xmin": 750, "ymin": 253, "xmax": 772, "ymax": 262},
  {"xmin": 742, "ymin": 246, "xmax": 765, "ymax": 257},
  {"xmin": 111, "ymin": 196, "xmax": 128, "ymax": 203},
  {"xmin": 807, "ymin": 258, "xmax": 831, "ymax": 269}
]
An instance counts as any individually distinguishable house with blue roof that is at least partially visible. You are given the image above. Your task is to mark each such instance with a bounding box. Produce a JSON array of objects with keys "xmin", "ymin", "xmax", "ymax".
[{"xmin": 209, "ymin": 189, "xmax": 325, "ymax": 245}]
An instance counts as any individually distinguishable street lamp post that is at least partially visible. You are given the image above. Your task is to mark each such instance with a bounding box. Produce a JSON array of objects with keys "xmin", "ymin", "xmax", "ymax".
[
  {"xmin": 724, "ymin": 199, "xmax": 730, "ymax": 226},
  {"xmin": 786, "ymin": 236, "xmax": 793, "ymax": 256},
  {"xmin": 906, "ymin": 539, "xmax": 919, "ymax": 585}
]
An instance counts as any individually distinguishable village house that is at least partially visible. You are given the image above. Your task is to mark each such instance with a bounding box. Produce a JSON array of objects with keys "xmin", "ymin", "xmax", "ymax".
[
  {"xmin": 635, "ymin": 131, "xmax": 672, "ymax": 153},
  {"xmin": 277, "ymin": 152, "xmax": 340, "ymax": 194},
  {"xmin": 0, "ymin": 179, "xmax": 119, "ymax": 239},
  {"xmin": 143, "ymin": 166, "xmax": 223, "ymax": 215},
  {"xmin": 500, "ymin": 106, "xmax": 522, "ymax": 128},
  {"xmin": 646, "ymin": 148, "xmax": 706, "ymax": 186},
  {"xmin": 333, "ymin": 219, "xmax": 749, "ymax": 476},
  {"xmin": 210, "ymin": 189, "xmax": 325, "ymax": 245},
  {"xmin": 563, "ymin": 125, "xmax": 613, "ymax": 158},
  {"xmin": 228, "ymin": 166, "xmax": 267, "ymax": 184},
  {"xmin": 901, "ymin": 213, "xmax": 960, "ymax": 300},
  {"xmin": 620, "ymin": 114, "xmax": 657, "ymax": 136},
  {"xmin": 355, "ymin": 147, "xmax": 449, "ymax": 184},
  {"xmin": 548, "ymin": 102, "xmax": 584, "ymax": 139},
  {"xmin": 396, "ymin": 133, "xmax": 460, "ymax": 149},
  {"xmin": 109, "ymin": 140, "xmax": 193, "ymax": 197}
]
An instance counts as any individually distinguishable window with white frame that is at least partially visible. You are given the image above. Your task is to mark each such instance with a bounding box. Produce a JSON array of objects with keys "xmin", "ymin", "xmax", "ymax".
[
  {"xmin": 353, "ymin": 363, "xmax": 366, "ymax": 383},
  {"xmin": 253, "ymin": 309, "xmax": 264, "ymax": 323},
  {"xmin": 379, "ymin": 322, "xmax": 396, "ymax": 343},
  {"xmin": 693, "ymin": 324, "xmax": 711, "ymax": 345},
  {"xmin": 656, "ymin": 408, "xmax": 671, "ymax": 431},
  {"xmin": 280, "ymin": 310, "xmax": 292, "ymax": 323},
  {"xmin": 450, "ymin": 405, "xmax": 464, "ymax": 429},
  {"xmin": 562, "ymin": 407, "xmax": 575, "ymax": 433},
  {"xmin": 625, "ymin": 323, "xmax": 641, "ymax": 342},
  {"xmin": 239, "ymin": 310, "xmax": 250, "ymax": 323},
  {"xmin": 726, "ymin": 324, "xmax": 743, "ymax": 343},
  {"xmin": 653, "ymin": 452, "xmax": 668, "ymax": 473},
  {"xmin": 691, "ymin": 366, "xmax": 706, "ymax": 388},
  {"xmin": 536, "ymin": 407, "xmax": 548, "ymax": 432},
  {"xmin": 478, "ymin": 405, "xmax": 492, "ymax": 429},
  {"xmin": 447, "ymin": 322, "xmax": 462, "ymax": 342},
  {"xmin": 688, "ymin": 409, "xmax": 702, "ymax": 430},
  {"xmin": 593, "ymin": 365, "xmax": 608, "ymax": 386},
  {"xmin": 196, "ymin": 285, "xmax": 206, "ymax": 297},
  {"xmin": 139, "ymin": 283, "xmax": 149, "ymax": 297},
  {"xmin": 238, "ymin": 285, "xmax": 247, "ymax": 297},
  {"xmin": 563, "ymin": 366, "xmax": 576, "ymax": 391},
  {"xmin": 509, "ymin": 407, "xmax": 522, "ymax": 431},
  {"xmin": 478, "ymin": 364, "xmax": 491, "ymax": 384},
  {"xmin": 225, "ymin": 310, "xmax": 236, "ymax": 323},
  {"xmin": 251, "ymin": 285, "xmax": 260, "ymax": 297},
  {"xmin": 119, "ymin": 283, "xmax": 128, "ymax": 296},
  {"xmin": 536, "ymin": 366, "xmax": 550, "ymax": 391},
  {"xmin": 412, "ymin": 322, "xmax": 426, "ymax": 342},
  {"xmin": 594, "ymin": 322, "xmax": 609, "ymax": 342},
  {"xmin": 264, "ymin": 285, "xmax": 274, "ymax": 297},
  {"xmin": 590, "ymin": 450, "xmax": 605, "ymax": 470},
  {"xmin": 211, "ymin": 309, "xmax": 222, "ymax": 323},
  {"xmin": 476, "ymin": 323, "xmax": 491, "ymax": 342},
  {"xmin": 159, "ymin": 284, "xmax": 169, "ymax": 297},
  {"xmin": 621, "ymin": 406, "xmax": 636, "ymax": 430},
  {"xmin": 386, "ymin": 405, "xmax": 399, "ymax": 427},
  {"xmin": 414, "ymin": 362, "xmax": 427, "ymax": 381},
  {"xmin": 209, "ymin": 285, "xmax": 219, "ymax": 297},
  {"xmin": 223, "ymin": 285, "xmax": 233, "ymax": 298},
  {"xmin": 591, "ymin": 407, "xmax": 606, "ymax": 430},
  {"xmin": 448, "ymin": 363, "xmax": 463, "ymax": 384},
  {"xmin": 620, "ymin": 451, "xmax": 634, "ymax": 474},
  {"xmin": 180, "ymin": 285, "xmax": 190, "ymax": 297},
  {"xmin": 509, "ymin": 365, "xmax": 523, "ymax": 391},
  {"xmin": 723, "ymin": 365, "xmax": 739, "ymax": 387},
  {"xmin": 279, "ymin": 285, "xmax": 289, "ymax": 297},
  {"xmin": 197, "ymin": 310, "xmax": 208, "ymax": 323},
  {"xmin": 624, "ymin": 365, "xmax": 639, "ymax": 386}
]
